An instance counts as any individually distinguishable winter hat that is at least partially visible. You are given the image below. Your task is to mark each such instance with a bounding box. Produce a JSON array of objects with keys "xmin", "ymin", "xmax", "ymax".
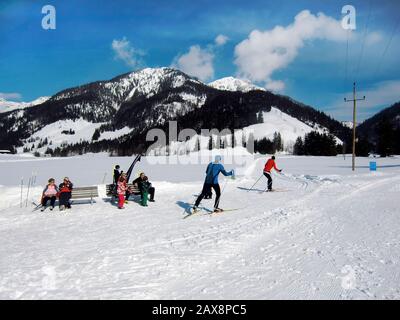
[
  {"xmin": 115, "ymin": 165, "xmax": 120, "ymax": 169},
  {"xmin": 48, "ymin": 178, "xmax": 55, "ymax": 183},
  {"xmin": 272, "ymin": 155, "xmax": 276, "ymax": 160},
  {"xmin": 215, "ymin": 155, "xmax": 222, "ymax": 163}
]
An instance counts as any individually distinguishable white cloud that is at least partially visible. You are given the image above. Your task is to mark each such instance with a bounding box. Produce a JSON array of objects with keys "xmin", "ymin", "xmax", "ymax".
[
  {"xmin": 215, "ymin": 34, "xmax": 229, "ymax": 46},
  {"xmin": 365, "ymin": 31, "xmax": 383, "ymax": 46},
  {"xmin": 327, "ymin": 80, "xmax": 400, "ymax": 120},
  {"xmin": 111, "ymin": 37, "xmax": 144, "ymax": 68},
  {"xmin": 0, "ymin": 92, "xmax": 22, "ymax": 101},
  {"xmin": 234, "ymin": 10, "xmax": 347, "ymax": 91},
  {"xmin": 264, "ymin": 79, "xmax": 285, "ymax": 92},
  {"xmin": 172, "ymin": 45, "xmax": 214, "ymax": 81}
]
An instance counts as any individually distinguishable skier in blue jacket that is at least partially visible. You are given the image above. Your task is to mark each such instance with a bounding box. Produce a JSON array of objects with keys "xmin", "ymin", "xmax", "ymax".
[{"xmin": 193, "ymin": 155, "xmax": 234, "ymax": 213}]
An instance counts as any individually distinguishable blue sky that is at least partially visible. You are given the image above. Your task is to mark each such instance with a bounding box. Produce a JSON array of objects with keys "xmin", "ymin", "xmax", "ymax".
[{"xmin": 0, "ymin": 0, "xmax": 399, "ymax": 121}]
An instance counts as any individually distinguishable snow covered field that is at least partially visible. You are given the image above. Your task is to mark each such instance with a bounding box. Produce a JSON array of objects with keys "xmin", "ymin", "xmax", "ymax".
[{"xmin": 0, "ymin": 153, "xmax": 400, "ymax": 299}]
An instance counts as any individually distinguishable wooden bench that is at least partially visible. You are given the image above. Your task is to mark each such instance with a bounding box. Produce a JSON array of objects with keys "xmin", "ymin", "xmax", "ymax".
[
  {"xmin": 106, "ymin": 184, "xmax": 140, "ymax": 198},
  {"xmin": 71, "ymin": 186, "xmax": 99, "ymax": 205}
]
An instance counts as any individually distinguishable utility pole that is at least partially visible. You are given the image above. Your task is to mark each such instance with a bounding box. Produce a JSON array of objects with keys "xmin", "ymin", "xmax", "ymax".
[{"xmin": 344, "ymin": 82, "xmax": 365, "ymax": 171}]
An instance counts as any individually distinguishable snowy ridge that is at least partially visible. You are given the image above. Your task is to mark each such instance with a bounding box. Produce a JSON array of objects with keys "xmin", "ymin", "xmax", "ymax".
[
  {"xmin": 53, "ymin": 67, "xmax": 198, "ymax": 110},
  {"xmin": 105, "ymin": 67, "xmax": 194, "ymax": 104},
  {"xmin": 17, "ymin": 120, "xmax": 133, "ymax": 154},
  {"xmin": 0, "ymin": 96, "xmax": 50, "ymax": 113},
  {"xmin": 208, "ymin": 77, "xmax": 265, "ymax": 92}
]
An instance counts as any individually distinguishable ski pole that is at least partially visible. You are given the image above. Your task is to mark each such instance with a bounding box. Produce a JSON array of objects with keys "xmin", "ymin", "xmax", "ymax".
[
  {"xmin": 102, "ymin": 172, "xmax": 107, "ymax": 184},
  {"xmin": 32, "ymin": 171, "xmax": 37, "ymax": 186},
  {"xmin": 25, "ymin": 176, "xmax": 32, "ymax": 207},
  {"xmin": 221, "ymin": 178, "xmax": 229, "ymax": 195},
  {"xmin": 261, "ymin": 184, "xmax": 270, "ymax": 193},
  {"xmin": 247, "ymin": 174, "xmax": 263, "ymax": 192},
  {"xmin": 20, "ymin": 177, "xmax": 24, "ymax": 208}
]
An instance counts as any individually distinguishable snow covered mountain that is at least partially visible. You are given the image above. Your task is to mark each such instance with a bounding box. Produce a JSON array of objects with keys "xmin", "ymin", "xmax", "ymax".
[
  {"xmin": 0, "ymin": 96, "xmax": 50, "ymax": 113},
  {"xmin": 0, "ymin": 68, "xmax": 349, "ymax": 155},
  {"xmin": 208, "ymin": 77, "xmax": 265, "ymax": 92}
]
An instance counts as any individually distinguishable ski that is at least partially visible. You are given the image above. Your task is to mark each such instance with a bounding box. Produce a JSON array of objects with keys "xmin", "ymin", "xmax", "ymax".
[
  {"xmin": 259, "ymin": 188, "xmax": 291, "ymax": 194},
  {"xmin": 183, "ymin": 208, "xmax": 202, "ymax": 219},
  {"xmin": 209, "ymin": 207, "xmax": 245, "ymax": 215},
  {"xmin": 184, "ymin": 207, "xmax": 244, "ymax": 218},
  {"xmin": 183, "ymin": 206, "xmax": 213, "ymax": 219},
  {"xmin": 32, "ymin": 201, "xmax": 42, "ymax": 212}
]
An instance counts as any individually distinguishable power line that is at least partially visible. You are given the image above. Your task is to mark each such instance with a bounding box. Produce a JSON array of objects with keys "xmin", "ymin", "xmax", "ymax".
[
  {"xmin": 373, "ymin": 16, "xmax": 400, "ymax": 79},
  {"xmin": 344, "ymin": 29, "xmax": 350, "ymax": 92},
  {"xmin": 354, "ymin": 0, "xmax": 372, "ymax": 80}
]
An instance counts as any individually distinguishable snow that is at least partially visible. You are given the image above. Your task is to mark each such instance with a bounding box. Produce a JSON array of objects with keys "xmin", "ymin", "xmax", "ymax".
[
  {"xmin": 244, "ymin": 107, "xmax": 342, "ymax": 150},
  {"xmin": 0, "ymin": 96, "xmax": 50, "ymax": 113},
  {"xmin": 0, "ymin": 153, "xmax": 400, "ymax": 299},
  {"xmin": 17, "ymin": 119, "xmax": 104, "ymax": 153},
  {"xmin": 103, "ymin": 67, "xmax": 197, "ymax": 106},
  {"xmin": 342, "ymin": 121, "xmax": 358, "ymax": 129},
  {"xmin": 179, "ymin": 92, "xmax": 206, "ymax": 107},
  {"xmin": 98, "ymin": 127, "xmax": 132, "ymax": 141},
  {"xmin": 209, "ymin": 77, "xmax": 265, "ymax": 92},
  {"xmin": 245, "ymin": 107, "xmax": 315, "ymax": 143}
]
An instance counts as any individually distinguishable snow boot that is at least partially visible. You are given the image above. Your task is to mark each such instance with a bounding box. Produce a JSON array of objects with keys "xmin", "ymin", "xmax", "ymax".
[
  {"xmin": 191, "ymin": 206, "xmax": 200, "ymax": 214},
  {"xmin": 59, "ymin": 205, "xmax": 65, "ymax": 211},
  {"xmin": 213, "ymin": 208, "xmax": 224, "ymax": 213}
]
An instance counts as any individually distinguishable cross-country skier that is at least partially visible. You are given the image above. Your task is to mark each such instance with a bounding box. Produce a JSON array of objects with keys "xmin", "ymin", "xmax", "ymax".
[
  {"xmin": 263, "ymin": 155, "xmax": 282, "ymax": 191},
  {"xmin": 193, "ymin": 155, "xmax": 234, "ymax": 213}
]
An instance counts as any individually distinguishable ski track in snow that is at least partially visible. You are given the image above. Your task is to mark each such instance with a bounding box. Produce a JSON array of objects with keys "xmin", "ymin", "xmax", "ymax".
[{"xmin": 0, "ymin": 155, "xmax": 399, "ymax": 299}]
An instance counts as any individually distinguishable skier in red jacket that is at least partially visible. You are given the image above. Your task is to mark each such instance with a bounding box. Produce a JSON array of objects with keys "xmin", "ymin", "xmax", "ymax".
[{"xmin": 263, "ymin": 156, "xmax": 282, "ymax": 191}]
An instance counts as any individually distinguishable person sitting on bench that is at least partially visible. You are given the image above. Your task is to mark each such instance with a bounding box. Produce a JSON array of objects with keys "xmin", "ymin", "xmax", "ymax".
[
  {"xmin": 59, "ymin": 177, "xmax": 73, "ymax": 211},
  {"xmin": 41, "ymin": 178, "xmax": 59, "ymax": 211},
  {"xmin": 132, "ymin": 172, "xmax": 155, "ymax": 202}
]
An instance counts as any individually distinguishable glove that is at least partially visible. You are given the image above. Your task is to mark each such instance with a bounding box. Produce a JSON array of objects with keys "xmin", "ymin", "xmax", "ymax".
[
  {"xmin": 279, "ymin": 169, "xmax": 282, "ymax": 173},
  {"xmin": 231, "ymin": 169, "xmax": 236, "ymax": 179}
]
